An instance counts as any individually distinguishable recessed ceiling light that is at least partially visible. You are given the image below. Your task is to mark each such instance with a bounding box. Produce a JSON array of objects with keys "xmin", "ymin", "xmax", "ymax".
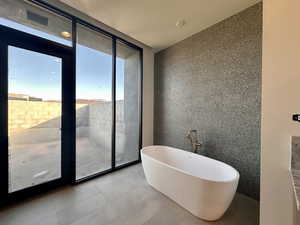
[
  {"xmin": 61, "ymin": 31, "xmax": 71, "ymax": 38},
  {"xmin": 176, "ymin": 20, "xmax": 186, "ymax": 28}
]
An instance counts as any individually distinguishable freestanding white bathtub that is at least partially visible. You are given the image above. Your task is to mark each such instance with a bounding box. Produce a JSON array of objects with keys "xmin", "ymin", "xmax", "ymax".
[{"xmin": 141, "ymin": 145, "xmax": 239, "ymax": 221}]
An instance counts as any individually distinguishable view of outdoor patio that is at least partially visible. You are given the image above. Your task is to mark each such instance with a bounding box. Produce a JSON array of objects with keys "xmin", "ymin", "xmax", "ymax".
[
  {"xmin": 4, "ymin": 2, "xmax": 141, "ymax": 192},
  {"xmin": 8, "ymin": 97, "xmax": 138, "ymax": 192},
  {"xmin": 8, "ymin": 42, "xmax": 140, "ymax": 192}
]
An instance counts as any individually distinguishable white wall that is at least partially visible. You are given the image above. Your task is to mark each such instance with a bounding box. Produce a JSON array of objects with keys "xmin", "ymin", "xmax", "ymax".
[
  {"xmin": 44, "ymin": 0, "xmax": 154, "ymax": 148},
  {"xmin": 261, "ymin": 1, "xmax": 300, "ymax": 225}
]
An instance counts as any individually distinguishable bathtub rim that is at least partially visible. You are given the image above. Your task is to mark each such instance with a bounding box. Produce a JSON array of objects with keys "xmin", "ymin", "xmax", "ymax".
[{"xmin": 141, "ymin": 145, "xmax": 240, "ymax": 184}]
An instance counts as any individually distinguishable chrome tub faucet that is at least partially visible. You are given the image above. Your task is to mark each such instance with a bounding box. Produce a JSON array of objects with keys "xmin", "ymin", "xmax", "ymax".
[{"xmin": 186, "ymin": 129, "xmax": 202, "ymax": 153}]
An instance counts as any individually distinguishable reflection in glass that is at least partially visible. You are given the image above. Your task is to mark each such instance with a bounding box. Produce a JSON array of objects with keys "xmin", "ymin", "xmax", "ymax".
[{"xmin": 0, "ymin": 0, "xmax": 72, "ymax": 46}]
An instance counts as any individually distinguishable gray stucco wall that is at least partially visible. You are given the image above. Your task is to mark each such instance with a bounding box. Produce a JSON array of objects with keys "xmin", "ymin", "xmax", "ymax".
[
  {"xmin": 89, "ymin": 101, "xmax": 128, "ymax": 164},
  {"xmin": 154, "ymin": 3, "xmax": 262, "ymax": 200},
  {"xmin": 88, "ymin": 102, "xmax": 113, "ymax": 163}
]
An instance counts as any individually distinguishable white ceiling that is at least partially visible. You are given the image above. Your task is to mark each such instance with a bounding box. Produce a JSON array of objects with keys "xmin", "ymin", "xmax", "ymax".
[{"xmin": 59, "ymin": 0, "xmax": 261, "ymax": 52}]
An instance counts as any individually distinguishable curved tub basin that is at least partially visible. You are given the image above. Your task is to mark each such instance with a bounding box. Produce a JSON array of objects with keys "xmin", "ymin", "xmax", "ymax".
[{"xmin": 141, "ymin": 145, "xmax": 239, "ymax": 221}]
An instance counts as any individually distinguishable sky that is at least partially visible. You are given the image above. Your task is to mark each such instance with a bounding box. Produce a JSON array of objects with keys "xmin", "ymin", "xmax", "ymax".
[{"xmin": 1, "ymin": 18, "xmax": 125, "ymax": 101}]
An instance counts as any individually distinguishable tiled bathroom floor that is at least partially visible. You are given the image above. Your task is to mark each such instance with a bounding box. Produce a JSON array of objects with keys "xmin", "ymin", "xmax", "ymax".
[{"xmin": 0, "ymin": 164, "xmax": 259, "ymax": 225}]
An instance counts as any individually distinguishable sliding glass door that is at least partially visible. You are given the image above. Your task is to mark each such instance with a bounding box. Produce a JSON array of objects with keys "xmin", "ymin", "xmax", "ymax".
[
  {"xmin": 75, "ymin": 25, "xmax": 142, "ymax": 180},
  {"xmin": 75, "ymin": 24, "xmax": 113, "ymax": 180},
  {"xmin": 115, "ymin": 40, "xmax": 141, "ymax": 166}
]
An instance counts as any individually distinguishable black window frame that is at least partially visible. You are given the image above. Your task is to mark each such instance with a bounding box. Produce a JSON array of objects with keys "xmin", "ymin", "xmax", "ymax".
[{"xmin": 0, "ymin": 0, "xmax": 143, "ymax": 204}]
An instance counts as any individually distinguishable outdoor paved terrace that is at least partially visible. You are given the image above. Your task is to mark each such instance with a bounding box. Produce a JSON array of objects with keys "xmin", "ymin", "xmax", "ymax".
[{"xmin": 8, "ymin": 99, "xmax": 139, "ymax": 192}]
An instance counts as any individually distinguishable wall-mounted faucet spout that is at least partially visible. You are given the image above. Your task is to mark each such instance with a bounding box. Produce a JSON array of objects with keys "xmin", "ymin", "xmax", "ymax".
[{"xmin": 186, "ymin": 129, "xmax": 202, "ymax": 153}]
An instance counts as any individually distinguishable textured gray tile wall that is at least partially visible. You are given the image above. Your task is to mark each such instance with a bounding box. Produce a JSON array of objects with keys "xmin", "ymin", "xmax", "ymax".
[{"xmin": 154, "ymin": 3, "xmax": 262, "ymax": 200}]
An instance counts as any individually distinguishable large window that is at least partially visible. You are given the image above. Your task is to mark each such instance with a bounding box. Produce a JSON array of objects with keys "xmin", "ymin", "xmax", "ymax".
[
  {"xmin": 0, "ymin": 0, "xmax": 142, "ymax": 200},
  {"xmin": 116, "ymin": 41, "xmax": 141, "ymax": 166},
  {"xmin": 75, "ymin": 26, "xmax": 142, "ymax": 179},
  {"xmin": 76, "ymin": 24, "xmax": 113, "ymax": 179}
]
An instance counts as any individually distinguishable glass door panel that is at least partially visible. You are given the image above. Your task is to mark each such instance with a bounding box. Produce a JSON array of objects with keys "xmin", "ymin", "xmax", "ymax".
[
  {"xmin": 8, "ymin": 46, "xmax": 62, "ymax": 193},
  {"xmin": 75, "ymin": 24, "xmax": 113, "ymax": 179},
  {"xmin": 115, "ymin": 40, "xmax": 141, "ymax": 166}
]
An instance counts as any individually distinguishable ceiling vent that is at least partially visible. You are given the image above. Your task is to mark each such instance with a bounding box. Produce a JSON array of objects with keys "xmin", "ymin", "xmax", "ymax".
[{"xmin": 26, "ymin": 10, "xmax": 48, "ymax": 26}]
